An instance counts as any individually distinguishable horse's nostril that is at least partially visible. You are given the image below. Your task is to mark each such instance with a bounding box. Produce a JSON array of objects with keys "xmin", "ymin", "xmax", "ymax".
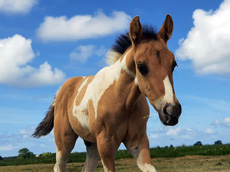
[
  {"xmin": 163, "ymin": 103, "xmax": 181, "ymax": 117},
  {"xmin": 163, "ymin": 103, "xmax": 168, "ymax": 115},
  {"xmin": 163, "ymin": 103, "xmax": 173, "ymax": 116}
]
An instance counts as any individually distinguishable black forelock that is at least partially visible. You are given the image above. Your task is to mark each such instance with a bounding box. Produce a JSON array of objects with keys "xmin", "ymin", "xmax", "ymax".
[{"xmin": 111, "ymin": 25, "xmax": 158, "ymax": 55}]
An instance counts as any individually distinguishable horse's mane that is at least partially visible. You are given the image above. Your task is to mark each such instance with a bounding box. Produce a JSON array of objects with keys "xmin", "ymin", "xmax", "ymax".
[{"xmin": 106, "ymin": 25, "xmax": 158, "ymax": 65}]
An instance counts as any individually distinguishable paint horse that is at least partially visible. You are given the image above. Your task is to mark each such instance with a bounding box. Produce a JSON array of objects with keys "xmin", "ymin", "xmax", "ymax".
[{"xmin": 33, "ymin": 14, "xmax": 182, "ymax": 172}]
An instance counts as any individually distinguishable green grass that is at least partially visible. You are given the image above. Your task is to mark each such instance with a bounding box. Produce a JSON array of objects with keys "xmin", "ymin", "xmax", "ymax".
[
  {"xmin": 149, "ymin": 144, "xmax": 230, "ymax": 158},
  {"xmin": 0, "ymin": 144, "xmax": 229, "ymax": 166}
]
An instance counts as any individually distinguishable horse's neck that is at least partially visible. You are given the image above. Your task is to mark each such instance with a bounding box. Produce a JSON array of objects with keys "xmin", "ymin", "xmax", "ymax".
[{"xmin": 106, "ymin": 50, "xmax": 140, "ymax": 109}]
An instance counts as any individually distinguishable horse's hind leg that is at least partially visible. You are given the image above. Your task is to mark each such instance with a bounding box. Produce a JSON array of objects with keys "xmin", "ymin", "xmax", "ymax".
[
  {"xmin": 54, "ymin": 113, "xmax": 78, "ymax": 172},
  {"xmin": 81, "ymin": 141, "xmax": 100, "ymax": 172}
]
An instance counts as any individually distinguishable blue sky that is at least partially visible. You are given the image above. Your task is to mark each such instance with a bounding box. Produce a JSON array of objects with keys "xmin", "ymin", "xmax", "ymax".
[{"xmin": 0, "ymin": 0, "xmax": 230, "ymax": 157}]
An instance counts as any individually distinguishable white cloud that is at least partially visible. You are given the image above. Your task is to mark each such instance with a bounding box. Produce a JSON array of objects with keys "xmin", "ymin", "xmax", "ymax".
[
  {"xmin": 214, "ymin": 117, "xmax": 230, "ymax": 127},
  {"xmin": 19, "ymin": 127, "xmax": 35, "ymax": 138},
  {"xmin": 37, "ymin": 11, "xmax": 131, "ymax": 42},
  {"xmin": 0, "ymin": 0, "xmax": 37, "ymax": 14},
  {"xmin": 166, "ymin": 127, "xmax": 181, "ymax": 136},
  {"xmin": 0, "ymin": 34, "xmax": 65, "ymax": 87},
  {"xmin": 224, "ymin": 117, "xmax": 230, "ymax": 124},
  {"xmin": 204, "ymin": 128, "xmax": 215, "ymax": 134},
  {"xmin": 70, "ymin": 45, "xmax": 107, "ymax": 63},
  {"xmin": 149, "ymin": 134, "xmax": 158, "ymax": 139},
  {"xmin": 176, "ymin": 0, "xmax": 230, "ymax": 75}
]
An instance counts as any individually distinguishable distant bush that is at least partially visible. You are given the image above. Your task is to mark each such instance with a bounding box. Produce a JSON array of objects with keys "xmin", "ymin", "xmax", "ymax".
[
  {"xmin": 214, "ymin": 140, "xmax": 222, "ymax": 145},
  {"xmin": 40, "ymin": 152, "xmax": 53, "ymax": 158},
  {"xmin": 68, "ymin": 152, "xmax": 86, "ymax": 162},
  {"xmin": 17, "ymin": 148, "xmax": 35, "ymax": 159},
  {"xmin": 194, "ymin": 141, "xmax": 203, "ymax": 146}
]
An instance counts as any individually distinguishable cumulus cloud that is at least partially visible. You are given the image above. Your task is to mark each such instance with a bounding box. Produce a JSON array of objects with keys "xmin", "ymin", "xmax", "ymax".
[
  {"xmin": 0, "ymin": 0, "xmax": 37, "ymax": 14},
  {"xmin": 37, "ymin": 11, "xmax": 131, "ymax": 42},
  {"xmin": 70, "ymin": 45, "xmax": 107, "ymax": 63},
  {"xmin": 176, "ymin": 0, "xmax": 230, "ymax": 75},
  {"xmin": 0, "ymin": 34, "xmax": 65, "ymax": 87}
]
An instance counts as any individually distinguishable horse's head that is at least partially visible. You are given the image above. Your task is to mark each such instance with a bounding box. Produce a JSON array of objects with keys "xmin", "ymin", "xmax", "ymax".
[{"xmin": 129, "ymin": 15, "xmax": 181, "ymax": 126}]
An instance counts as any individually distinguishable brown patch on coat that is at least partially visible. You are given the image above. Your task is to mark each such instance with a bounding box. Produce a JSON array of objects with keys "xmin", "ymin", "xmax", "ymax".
[{"xmin": 75, "ymin": 76, "xmax": 94, "ymax": 106}]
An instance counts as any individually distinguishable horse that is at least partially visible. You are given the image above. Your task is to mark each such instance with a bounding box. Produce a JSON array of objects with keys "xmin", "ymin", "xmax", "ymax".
[{"xmin": 33, "ymin": 14, "xmax": 182, "ymax": 172}]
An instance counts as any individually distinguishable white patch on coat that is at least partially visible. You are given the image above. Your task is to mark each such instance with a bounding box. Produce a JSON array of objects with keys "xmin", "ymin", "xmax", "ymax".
[
  {"xmin": 143, "ymin": 163, "xmax": 157, "ymax": 172},
  {"xmin": 54, "ymin": 148, "xmax": 67, "ymax": 172},
  {"xmin": 134, "ymin": 77, "xmax": 138, "ymax": 85},
  {"xmin": 122, "ymin": 52, "xmax": 135, "ymax": 78},
  {"xmin": 101, "ymin": 160, "xmax": 109, "ymax": 172},
  {"xmin": 73, "ymin": 77, "xmax": 90, "ymax": 129},
  {"xmin": 153, "ymin": 76, "xmax": 175, "ymax": 110},
  {"xmin": 77, "ymin": 77, "xmax": 89, "ymax": 94},
  {"xmin": 106, "ymin": 50, "xmax": 122, "ymax": 65},
  {"xmin": 136, "ymin": 154, "xmax": 157, "ymax": 172},
  {"xmin": 74, "ymin": 51, "xmax": 134, "ymax": 121},
  {"xmin": 163, "ymin": 75, "xmax": 175, "ymax": 105},
  {"xmin": 128, "ymin": 146, "xmax": 157, "ymax": 172}
]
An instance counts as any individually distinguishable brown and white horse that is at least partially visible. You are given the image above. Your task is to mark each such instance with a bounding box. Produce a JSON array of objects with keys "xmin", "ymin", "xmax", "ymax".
[{"xmin": 33, "ymin": 14, "xmax": 181, "ymax": 172}]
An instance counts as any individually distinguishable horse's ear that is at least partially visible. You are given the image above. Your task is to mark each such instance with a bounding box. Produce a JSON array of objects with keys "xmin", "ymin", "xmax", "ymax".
[
  {"xmin": 158, "ymin": 14, "xmax": 174, "ymax": 43},
  {"xmin": 129, "ymin": 16, "xmax": 143, "ymax": 46}
]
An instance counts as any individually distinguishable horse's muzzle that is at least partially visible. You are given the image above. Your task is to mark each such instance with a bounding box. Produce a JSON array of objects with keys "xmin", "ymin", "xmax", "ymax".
[{"xmin": 160, "ymin": 103, "xmax": 182, "ymax": 126}]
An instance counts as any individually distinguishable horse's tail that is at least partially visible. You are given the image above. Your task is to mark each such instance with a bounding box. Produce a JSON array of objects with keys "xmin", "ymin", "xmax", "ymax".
[{"xmin": 32, "ymin": 101, "xmax": 55, "ymax": 138}]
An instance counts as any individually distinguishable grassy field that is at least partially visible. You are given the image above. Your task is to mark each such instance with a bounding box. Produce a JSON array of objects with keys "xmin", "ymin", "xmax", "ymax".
[
  {"xmin": 0, "ymin": 155, "xmax": 230, "ymax": 172},
  {"xmin": 1, "ymin": 144, "xmax": 230, "ymax": 166}
]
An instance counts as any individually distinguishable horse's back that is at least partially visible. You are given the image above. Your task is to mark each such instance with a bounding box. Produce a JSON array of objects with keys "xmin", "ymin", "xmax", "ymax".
[{"xmin": 55, "ymin": 76, "xmax": 85, "ymax": 107}]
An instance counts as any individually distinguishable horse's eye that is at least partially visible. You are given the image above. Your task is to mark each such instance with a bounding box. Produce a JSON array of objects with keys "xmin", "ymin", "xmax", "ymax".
[{"xmin": 137, "ymin": 63, "xmax": 149, "ymax": 75}]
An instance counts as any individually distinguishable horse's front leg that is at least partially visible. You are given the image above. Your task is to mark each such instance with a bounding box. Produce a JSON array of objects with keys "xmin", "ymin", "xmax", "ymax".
[
  {"xmin": 124, "ymin": 133, "xmax": 157, "ymax": 172},
  {"xmin": 97, "ymin": 131, "xmax": 119, "ymax": 172}
]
